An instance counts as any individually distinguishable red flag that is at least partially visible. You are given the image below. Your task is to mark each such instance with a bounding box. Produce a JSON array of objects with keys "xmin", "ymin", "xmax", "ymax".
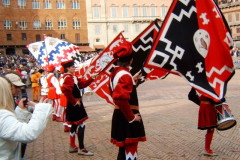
[
  {"xmin": 75, "ymin": 58, "xmax": 93, "ymax": 78},
  {"xmin": 88, "ymin": 32, "xmax": 128, "ymax": 104}
]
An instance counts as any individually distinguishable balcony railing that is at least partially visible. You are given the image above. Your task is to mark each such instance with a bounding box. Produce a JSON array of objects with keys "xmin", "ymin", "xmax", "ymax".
[
  {"xmin": 219, "ymin": 1, "xmax": 240, "ymax": 8},
  {"xmin": 132, "ymin": 16, "xmax": 161, "ymax": 22},
  {"xmin": 229, "ymin": 21, "xmax": 240, "ymax": 26}
]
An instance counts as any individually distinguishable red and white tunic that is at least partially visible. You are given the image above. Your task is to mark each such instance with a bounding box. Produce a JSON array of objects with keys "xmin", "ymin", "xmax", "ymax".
[
  {"xmin": 110, "ymin": 66, "xmax": 146, "ymax": 147},
  {"xmin": 46, "ymin": 73, "xmax": 61, "ymax": 99},
  {"xmin": 61, "ymin": 73, "xmax": 93, "ymax": 125}
]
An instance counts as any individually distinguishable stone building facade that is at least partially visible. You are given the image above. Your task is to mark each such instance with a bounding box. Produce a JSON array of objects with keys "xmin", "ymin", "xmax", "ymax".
[
  {"xmin": 218, "ymin": 0, "xmax": 240, "ymax": 48},
  {"xmin": 86, "ymin": 0, "xmax": 172, "ymax": 51},
  {"xmin": 0, "ymin": 0, "xmax": 90, "ymax": 55}
]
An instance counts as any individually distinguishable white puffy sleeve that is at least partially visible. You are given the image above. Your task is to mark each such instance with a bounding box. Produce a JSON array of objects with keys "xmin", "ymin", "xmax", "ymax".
[
  {"xmin": 0, "ymin": 103, "xmax": 52, "ymax": 143},
  {"xmin": 51, "ymin": 76, "xmax": 62, "ymax": 95}
]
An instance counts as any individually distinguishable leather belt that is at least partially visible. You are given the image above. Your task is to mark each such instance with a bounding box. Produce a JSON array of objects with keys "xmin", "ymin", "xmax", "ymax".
[
  {"xmin": 200, "ymin": 101, "xmax": 211, "ymax": 104},
  {"xmin": 114, "ymin": 105, "xmax": 139, "ymax": 110},
  {"xmin": 75, "ymin": 98, "xmax": 82, "ymax": 101}
]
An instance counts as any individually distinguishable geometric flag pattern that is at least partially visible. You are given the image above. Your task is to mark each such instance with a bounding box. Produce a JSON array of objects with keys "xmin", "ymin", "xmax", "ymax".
[{"xmin": 145, "ymin": 0, "xmax": 235, "ymax": 102}]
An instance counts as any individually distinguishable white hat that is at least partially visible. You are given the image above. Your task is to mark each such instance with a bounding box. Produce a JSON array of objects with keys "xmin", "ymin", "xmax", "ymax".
[{"xmin": 5, "ymin": 73, "xmax": 25, "ymax": 87}]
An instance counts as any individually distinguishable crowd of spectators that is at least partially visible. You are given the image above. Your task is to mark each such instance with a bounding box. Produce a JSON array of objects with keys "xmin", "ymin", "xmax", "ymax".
[{"xmin": 0, "ymin": 52, "xmax": 99, "ymax": 86}]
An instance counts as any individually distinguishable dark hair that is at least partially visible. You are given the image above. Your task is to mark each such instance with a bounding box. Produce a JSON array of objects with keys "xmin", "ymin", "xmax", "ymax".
[
  {"xmin": 118, "ymin": 54, "xmax": 133, "ymax": 63},
  {"xmin": 64, "ymin": 68, "xmax": 68, "ymax": 73},
  {"xmin": 62, "ymin": 61, "xmax": 74, "ymax": 69},
  {"xmin": 38, "ymin": 69, "xmax": 44, "ymax": 74},
  {"xmin": 117, "ymin": 55, "xmax": 133, "ymax": 67}
]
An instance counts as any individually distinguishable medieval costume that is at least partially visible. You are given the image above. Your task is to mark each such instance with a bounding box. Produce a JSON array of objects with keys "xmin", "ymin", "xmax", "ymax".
[
  {"xmin": 110, "ymin": 41, "xmax": 146, "ymax": 160},
  {"xmin": 188, "ymin": 88, "xmax": 218, "ymax": 156},
  {"xmin": 61, "ymin": 60, "xmax": 94, "ymax": 156},
  {"xmin": 46, "ymin": 65, "xmax": 62, "ymax": 121},
  {"xmin": 59, "ymin": 66, "xmax": 70, "ymax": 132}
]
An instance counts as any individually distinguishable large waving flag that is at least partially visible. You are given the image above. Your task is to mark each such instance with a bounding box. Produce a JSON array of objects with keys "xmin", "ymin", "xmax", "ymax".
[
  {"xmin": 87, "ymin": 32, "xmax": 129, "ymax": 104},
  {"xmin": 27, "ymin": 41, "xmax": 49, "ymax": 70},
  {"xmin": 87, "ymin": 20, "xmax": 169, "ymax": 104},
  {"xmin": 44, "ymin": 35, "xmax": 80, "ymax": 70},
  {"xmin": 145, "ymin": 0, "xmax": 234, "ymax": 102},
  {"xmin": 131, "ymin": 19, "xmax": 169, "ymax": 85}
]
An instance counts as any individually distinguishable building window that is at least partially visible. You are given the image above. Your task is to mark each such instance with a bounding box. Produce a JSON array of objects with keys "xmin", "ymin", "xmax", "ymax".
[
  {"xmin": 58, "ymin": 20, "xmax": 67, "ymax": 29},
  {"xmin": 19, "ymin": 21, "xmax": 27, "ymax": 30},
  {"xmin": 236, "ymin": 28, "xmax": 240, "ymax": 33},
  {"xmin": 124, "ymin": 24, "xmax": 128, "ymax": 32},
  {"xmin": 113, "ymin": 25, "xmax": 118, "ymax": 33},
  {"xmin": 71, "ymin": 0, "xmax": 80, "ymax": 9},
  {"xmin": 18, "ymin": 0, "xmax": 26, "ymax": 8},
  {"xmin": 228, "ymin": 14, "xmax": 232, "ymax": 22},
  {"xmin": 73, "ymin": 20, "xmax": 80, "ymax": 29},
  {"xmin": 151, "ymin": 6, "xmax": 157, "ymax": 17},
  {"xmin": 7, "ymin": 34, "xmax": 12, "ymax": 41},
  {"xmin": 135, "ymin": 24, "xmax": 140, "ymax": 32},
  {"xmin": 96, "ymin": 38, "xmax": 100, "ymax": 42},
  {"xmin": 95, "ymin": 25, "xmax": 100, "ymax": 35},
  {"xmin": 44, "ymin": 0, "xmax": 51, "ymax": 9},
  {"xmin": 36, "ymin": 34, "xmax": 41, "ymax": 41},
  {"xmin": 142, "ymin": 7, "xmax": 147, "ymax": 17},
  {"xmin": 32, "ymin": 0, "xmax": 40, "ymax": 9},
  {"xmin": 133, "ymin": 6, "xmax": 139, "ymax": 17},
  {"xmin": 22, "ymin": 33, "xmax": 27, "ymax": 40},
  {"xmin": 57, "ymin": 0, "xmax": 65, "ymax": 9},
  {"xmin": 236, "ymin": 13, "xmax": 239, "ymax": 21},
  {"xmin": 4, "ymin": 20, "xmax": 12, "ymax": 30},
  {"xmin": 33, "ymin": 20, "xmax": 41, "ymax": 29},
  {"xmin": 93, "ymin": 7, "xmax": 100, "ymax": 18},
  {"xmin": 160, "ymin": 6, "xmax": 166, "ymax": 19},
  {"xmin": 2, "ymin": 0, "xmax": 10, "ymax": 6},
  {"xmin": 75, "ymin": 33, "xmax": 80, "ymax": 43},
  {"xmin": 22, "ymin": 49, "xmax": 29, "ymax": 54},
  {"xmin": 61, "ymin": 34, "xmax": 65, "ymax": 40},
  {"xmin": 111, "ymin": 7, "xmax": 118, "ymax": 18},
  {"xmin": 45, "ymin": 20, "xmax": 53, "ymax": 29},
  {"xmin": 122, "ymin": 7, "xmax": 128, "ymax": 18}
]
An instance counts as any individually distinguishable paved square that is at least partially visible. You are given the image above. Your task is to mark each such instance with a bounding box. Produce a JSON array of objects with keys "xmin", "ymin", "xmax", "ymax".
[{"xmin": 25, "ymin": 70, "xmax": 240, "ymax": 160}]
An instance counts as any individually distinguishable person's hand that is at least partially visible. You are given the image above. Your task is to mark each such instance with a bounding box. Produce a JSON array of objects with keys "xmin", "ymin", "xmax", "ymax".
[
  {"xmin": 28, "ymin": 101, "xmax": 37, "ymax": 108},
  {"xmin": 91, "ymin": 73, "xmax": 99, "ymax": 79},
  {"xmin": 134, "ymin": 113, "xmax": 141, "ymax": 122},
  {"xmin": 39, "ymin": 97, "xmax": 49, "ymax": 103},
  {"xmin": 75, "ymin": 101, "xmax": 81, "ymax": 107},
  {"xmin": 133, "ymin": 70, "xmax": 142, "ymax": 81},
  {"xmin": 18, "ymin": 98, "xmax": 28, "ymax": 110}
]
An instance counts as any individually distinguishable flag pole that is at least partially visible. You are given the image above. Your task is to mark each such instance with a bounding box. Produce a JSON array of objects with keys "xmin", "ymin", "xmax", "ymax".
[{"xmin": 43, "ymin": 34, "xmax": 50, "ymax": 66}]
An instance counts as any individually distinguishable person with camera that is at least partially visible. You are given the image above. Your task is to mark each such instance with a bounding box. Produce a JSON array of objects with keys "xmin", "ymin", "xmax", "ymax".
[
  {"xmin": 0, "ymin": 76, "xmax": 52, "ymax": 160},
  {"xmin": 4, "ymin": 73, "xmax": 35, "ymax": 160}
]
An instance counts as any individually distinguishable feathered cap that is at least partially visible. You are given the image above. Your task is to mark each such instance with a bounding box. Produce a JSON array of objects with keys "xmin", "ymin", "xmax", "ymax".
[
  {"xmin": 47, "ymin": 64, "xmax": 55, "ymax": 72},
  {"xmin": 113, "ymin": 41, "xmax": 133, "ymax": 62}
]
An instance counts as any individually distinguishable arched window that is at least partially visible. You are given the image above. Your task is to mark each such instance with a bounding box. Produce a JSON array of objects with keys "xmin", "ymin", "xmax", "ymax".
[
  {"xmin": 73, "ymin": 18, "xmax": 81, "ymax": 29},
  {"xmin": 33, "ymin": 16, "xmax": 41, "ymax": 29},
  {"xmin": 45, "ymin": 16, "xmax": 53, "ymax": 30},
  {"xmin": 58, "ymin": 17, "xmax": 67, "ymax": 29}
]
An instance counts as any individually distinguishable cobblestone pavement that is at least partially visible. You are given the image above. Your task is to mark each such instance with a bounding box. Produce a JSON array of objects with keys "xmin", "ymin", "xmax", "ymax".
[{"xmin": 25, "ymin": 70, "xmax": 240, "ymax": 160}]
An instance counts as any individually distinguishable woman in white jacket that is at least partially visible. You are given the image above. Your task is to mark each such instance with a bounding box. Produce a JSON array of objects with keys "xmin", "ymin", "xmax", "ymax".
[{"xmin": 0, "ymin": 77, "xmax": 52, "ymax": 160}]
